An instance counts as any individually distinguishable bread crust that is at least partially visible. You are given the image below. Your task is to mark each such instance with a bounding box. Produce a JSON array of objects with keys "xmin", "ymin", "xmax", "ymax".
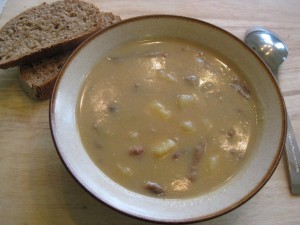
[
  {"xmin": 1, "ymin": 31, "xmax": 96, "ymax": 69},
  {"xmin": 19, "ymin": 75, "xmax": 57, "ymax": 100}
]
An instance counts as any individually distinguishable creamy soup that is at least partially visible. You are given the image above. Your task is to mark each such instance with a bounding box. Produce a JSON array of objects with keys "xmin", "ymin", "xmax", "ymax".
[{"xmin": 77, "ymin": 38, "xmax": 262, "ymax": 198}]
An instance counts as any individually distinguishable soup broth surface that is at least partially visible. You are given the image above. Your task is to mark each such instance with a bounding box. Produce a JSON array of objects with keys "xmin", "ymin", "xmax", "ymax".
[{"xmin": 77, "ymin": 38, "xmax": 261, "ymax": 198}]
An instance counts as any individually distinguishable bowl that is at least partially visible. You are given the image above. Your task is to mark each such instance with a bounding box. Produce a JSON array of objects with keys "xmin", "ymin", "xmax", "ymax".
[{"xmin": 50, "ymin": 15, "xmax": 286, "ymax": 223}]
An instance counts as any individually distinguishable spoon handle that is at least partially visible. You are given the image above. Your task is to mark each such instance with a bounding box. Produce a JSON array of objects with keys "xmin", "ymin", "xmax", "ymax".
[{"xmin": 285, "ymin": 115, "xmax": 300, "ymax": 194}]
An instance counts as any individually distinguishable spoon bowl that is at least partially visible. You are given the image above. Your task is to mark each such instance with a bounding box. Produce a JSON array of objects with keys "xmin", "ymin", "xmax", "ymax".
[{"xmin": 245, "ymin": 27, "xmax": 288, "ymax": 76}]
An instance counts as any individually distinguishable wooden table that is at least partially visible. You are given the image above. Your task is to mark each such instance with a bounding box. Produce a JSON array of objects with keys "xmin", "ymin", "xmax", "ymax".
[{"xmin": 1, "ymin": 0, "xmax": 300, "ymax": 224}]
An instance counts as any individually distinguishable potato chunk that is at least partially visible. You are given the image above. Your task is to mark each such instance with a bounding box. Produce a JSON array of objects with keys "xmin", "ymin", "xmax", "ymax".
[
  {"xmin": 177, "ymin": 94, "xmax": 197, "ymax": 109},
  {"xmin": 184, "ymin": 75, "xmax": 200, "ymax": 87},
  {"xmin": 117, "ymin": 164, "xmax": 133, "ymax": 176},
  {"xmin": 157, "ymin": 70, "xmax": 177, "ymax": 82},
  {"xmin": 180, "ymin": 120, "xmax": 196, "ymax": 132},
  {"xmin": 148, "ymin": 101, "xmax": 171, "ymax": 119},
  {"xmin": 152, "ymin": 139, "xmax": 176, "ymax": 157},
  {"xmin": 209, "ymin": 155, "xmax": 219, "ymax": 171}
]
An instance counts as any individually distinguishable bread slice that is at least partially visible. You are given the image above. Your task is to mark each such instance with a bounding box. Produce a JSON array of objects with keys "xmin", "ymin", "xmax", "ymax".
[
  {"xmin": 19, "ymin": 51, "xmax": 71, "ymax": 100},
  {"xmin": 0, "ymin": 0, "xmax": 120, "ymax": 69},
  {"xmin": 19, "ymin": 11, "xmax": 121, "ymax": 100}
]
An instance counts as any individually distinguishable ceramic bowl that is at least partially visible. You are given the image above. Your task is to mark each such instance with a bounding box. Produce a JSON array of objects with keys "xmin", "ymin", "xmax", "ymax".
[{"xmin": 50, "ymin": 15, "xmax": 286, "ymax": 223}]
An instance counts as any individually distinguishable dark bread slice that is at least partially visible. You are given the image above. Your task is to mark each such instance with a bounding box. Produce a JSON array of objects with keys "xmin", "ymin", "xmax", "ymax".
[
  {"xmin": 19, "ymin": 12, "xmax": 121, "ymax": 100},
  {"xmin": 0, "ymin": 0, "xmax": 120, "ymax": 69},
  {"xmin": 19, "ymin": 51, "xmax": 71, "ymax": 100}
]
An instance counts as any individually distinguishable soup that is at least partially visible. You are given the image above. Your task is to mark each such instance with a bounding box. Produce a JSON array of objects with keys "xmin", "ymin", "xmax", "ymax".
[{"xmin": 77, "ymin": 38, "xmax": 262, "ymax": 198}]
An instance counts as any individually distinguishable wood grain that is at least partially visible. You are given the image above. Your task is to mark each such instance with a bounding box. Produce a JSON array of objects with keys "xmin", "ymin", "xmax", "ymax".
[{"xmin": 0, "ymin": 0, "xmax": 300, "ymax": 225}]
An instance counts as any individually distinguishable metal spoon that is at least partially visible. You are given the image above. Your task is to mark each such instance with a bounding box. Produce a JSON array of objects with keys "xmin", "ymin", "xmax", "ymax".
[{"xmin": 244, "ymin": 27, "xmax": 300, "ymax": 194}]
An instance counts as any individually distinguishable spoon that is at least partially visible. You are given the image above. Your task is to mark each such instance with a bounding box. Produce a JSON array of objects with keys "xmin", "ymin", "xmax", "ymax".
[{"xmin": 244, "ymin": 27, "xmax": 300, "ymax": 194}]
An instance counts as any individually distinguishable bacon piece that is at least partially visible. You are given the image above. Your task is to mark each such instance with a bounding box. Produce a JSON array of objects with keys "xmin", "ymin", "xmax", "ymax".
[
  {"xmin": 172, "ymin": 149, "xmax": 188, "ymax": 160},
  {"xmin": 128, "ymin": 145, "xmax": 144, "ymax": 156},
  {"xmin": 230, "ymin": 80, "xmax": 251, "ymax": 100},
  {"xmin": 145, "ymin": 181, "xmax": 165, "ymax": 195},
  {"xmin": 187, "ymin": 140, "xmax": 206, "ymax": 181}
]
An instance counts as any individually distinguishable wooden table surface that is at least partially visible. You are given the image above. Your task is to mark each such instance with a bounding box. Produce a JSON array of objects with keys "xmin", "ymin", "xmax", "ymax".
[{"xmin": 1, "ymin": 0, "xmax": 300, "ymax": 224}]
